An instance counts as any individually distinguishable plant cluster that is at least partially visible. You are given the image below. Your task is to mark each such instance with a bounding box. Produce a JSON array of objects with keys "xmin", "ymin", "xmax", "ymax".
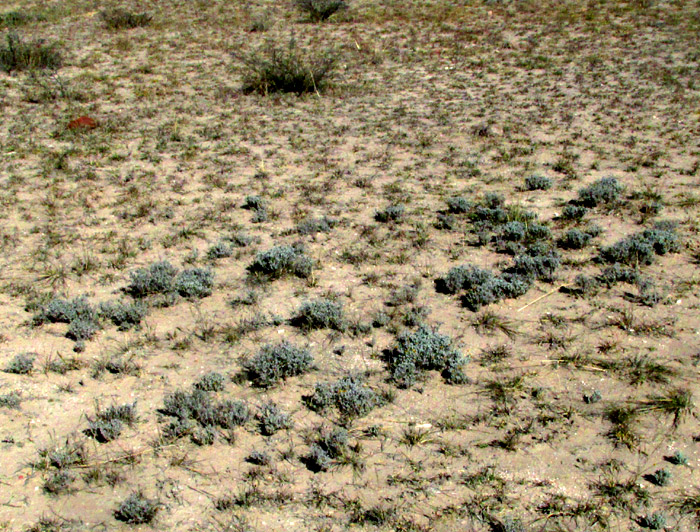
[
  {"xmin": 193, "ymin": 371, "xmax": 226, "ymax": 392},
  {"xmin": 0, "ymin": 32, "xmax": 62, "ymax": 72},
  {"xmin": 238, "ymin": 38, "xmax": 336, "ymax": 95},
  {"xmin": 114, "ymin": 492, "xmax": 159, "ymax": 524},
  {"xmin": 126, "ymin": 261, "xmax": 213, "ymax": 300},
  {"xmin": 557, "ymin": 225, "xmax": 601, "ymax": 250},
  {"xmin": 524, "ymin": 174, "xmax": 553, "ymax": 191},
  {"xmin": 3, "ymin": 352, "xmax": 35, "ymax": 374},
  {"xmin": 386, "ymin": 325, "xmax": 469, "ymax": 387},
  {"xmin": 296, "ymin": 215, "xmax": 337, "ymax": 235},
  {"xmin": 576, "ymin": 177, "xmax": 624, "ymax": 208},
  {"xmin": 598, "ymin": 224, "xmax": 679, "ymax": 266},
  {"xmin": 436, "ymin": 265, "xmax": 531, "ymax": 311},
  {"xmin": 242, "ymin": 194, "xmax": 268, "ymax": 223},
  {"xmin": 291, "ymin": 298, "xmax": 344, "ymax": 330},
  {"xmin": 244, "ymin": 341, "xmax": 314, "ymax": 387},
  {"xmin": 305, "ymin": 374, "xmax": 382, "ymax": 421},
  {"xmin": 100, "ymin": 8, "xmax": 152, "ymax": 30},
  {"xmin": 508, "ymin": 246, "xmax": 561, "ymax": 282},
  {"xmin": 0, "ymin": 392, "xmax": 21, "ymax": 409},
  {"xmin": 98, "ymin": 300, "xmax": 147, "ymax": 330},
  {"xmin": 304, "ymin": 426, "xmax": 350, "ymax": 472},
  {"xmin": 256, "ymin": 402, "xmax": 293, "ymax": 435},
  {"xmin": 295, "ymin": 0, "xmax": 348, "ymax": 22},
  {"xmin": 374, "ymin": 204, "xmax": 405, "ymax": 223},
  {"xmin": 84, "ymin": 402, "xmax": 137, "ymax": 443},
  {"xmin": 247, "ymin": 244, "xmax": 314, "ymax": 280},
  {"xmin": 160, "ymin": 386, "xmax": 250, "ymax": 443}
]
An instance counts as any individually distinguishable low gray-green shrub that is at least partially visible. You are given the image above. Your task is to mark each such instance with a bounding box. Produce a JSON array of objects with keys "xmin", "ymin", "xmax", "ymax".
[
  {"xmin": 244, "ymin": 341, "xmax": 314, "ymax": 387},
  {"xmin": 374, "ymin": 204, "xmax": 405, "ymax": 223},
  {"xmin": 43, "ymin": 470, "xmax": 75, "ymax": 495},
  {"xmin": 4, "ymin": 353, "xmax": 35, "ymax": 374},
  {"xmin": 577, "ymin": 177, "xmax": 624, "ymax": 208},
  {"xmin": 257, "ymin": 402, "xmax": 293, "ymax": 435},
  {"xmin": 206, "ymin": 241, "xmax": 233, "ymax": 260},
  {"xmin": 85, "ymin": 402, "xmax": 137, "ymax": 443},
  {"xmin": 126, "ymin": 261, "xmax": 177, "ymax": 298},
  {"xmin": 296, "ymin": 216, "xmax": 337, "ymax": 235},
  {"xmin": 174, "ymin": 268, "xmax": 214, "ymax": 298},
  {"xmin": 509, "ymin": 248, "xmax": 561, "ymax": 282},
  {"xmin": 0, "ymin": 392, "xmax": 21, "ymax": 409},
  {"xmin": 560, "ymin": 204, "xmax": 588, "ymax": 221},
  {"xmin": 35, "ymin": 295, "xmax": 95, "ymax": 325},
  {"xmin": 436, "ymin": 265, "xmax": 531, "ymax": 311},
  {"xmin": 386, "ymin": 326, "xmax": 469, "ymax": 387},
  {"xmin": 446, "ymin": 196, "xmax": 471, "ymax": 214},
  {"xmin": 98, "ymin": 301, "xmax": 147, "ymax": 330},
  {"xmin": 193, "ymin": 372, "xmax": 226, "ymax": 392},
  {"xmin": 161, "ymin": 388, "xmax": 250, "ymax": 437},
  {"xmin": 304, "ymin": 426, "xmax": 350, "ymax": 472},
  {"xmin": 291, "ymin": 299, "xmax": 344, "ymax": 330},
  {"xmin": 114, "ymin": 492, "xmax": 159, "ymax": 524},
  {"xmin": 66, "ymin": 318, "xmax": 99, "ymax": 341},
  {"xmin": 248, "ymin": 245, "xmax": 314, "ymax": 280},
  {"xmin": 598, "ymin": 225, "xmax": 679, "ymax": 266},
  {"xmin": 100, "ymin": 8, "xmax": 152, "ymax": 29},
  {"xmin": 525, "ymin": 174, "xmax": 553, "ymax": 191},
  {"xmin": 305, "ymin": 375, "xmax": 381, "ymax": 420}
]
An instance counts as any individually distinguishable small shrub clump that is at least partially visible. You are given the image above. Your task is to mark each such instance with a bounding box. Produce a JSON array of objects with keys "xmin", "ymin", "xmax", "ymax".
[
  {"xmin": 576, "ymin": 177, "xmax": 624, "ymax": 208},
  {"xmin": 446, "ymin": 196, "xmax": 472, "ymax": 214},
  {"xmin": 34, "ymin": 295, "xmax": 101, "ymax": 343},
  {"xmin": 247, "ymin": 245, "xmax": 314, "ymax": 280},
  {"xmin": 193, "ymin": 372, "xmax": 226, "ymax": 392},
  {"xmin": 304, "ymin": 426, "xmax": 350, "ymax": 472},
  {"xmin": 558, "ymin": 228, "xmax": 593, "ymax": 249},
  {"xmin": 244, "ymin": 341, "xmax": 314, "ymax": 387},
  {"xmin": 35, "ymin": 295, "xmax": 95, "ymax": 325},
  {"xmin": 242, "ymin": 195, "xmax": 268, "ymax": 222},
  {"xmin": 509, "ymin": 247, "xmax": 561, "ymax": 282},
  {"xmin": 291, "ymin": 299, "xmax": 344, "ymax": 331},
  {"xmin": 0, "ymin": 11, "xmax": 40, "ymax": 27},
  {"xmin": 0, "ymin": 32, "xmax": 62, "ymax": 73},
  {"xmin": 174, "ymin": 268, "xmax": 214, "ymax": 298},
  {"xmin": 160, "ymin": 387, "xmax": 250, "ymax": 441},
  {"xmin": 114, "ymin": 492, "xmax": 159, "ymax": 524},
  {"xmin": 638, "ymin": 512, "xmax": 666, "ymax": 530},
  {"xmin": 238, "ymin": 38, "xmax": 336, "ymax": 95},
  {"xmin": 387, "ymin": 326, "xmax": 469, "ymax": 388},
  {"xmin": 436, "ymin": 265, "xmax": 531, "ymax": 311},
  {"xmin": 374, "ymin": 204, "xmax": 405, "ymax": 223},
  {"xmin": 295, "ymin": 0, "xmax": 348, "ymax": 22},
  {"xmin": 256, "ymin": 402, "xmax": 293, "ymax": 435},
  {"xmin": 100, "ymin": 8, "xmax": 152, "ymax": 29},
  {"xmin": 0, "ymin": 392, "xmax": 21, "ymax": 409},
  {"xmin": 296, "ymin": 216, "xmax": 337, "ymax": 235},
  {"xmin": 525, "ymin": 174, "xmax": 553, "ymax": 191},
  {"xmin": 560, "ymin": 204, "xmax": 588, "ymax": 221},
  {"xmin": 598, "ymin": 225, "xmax": 679, "ymax": 266},
  {"xmin": 206, "ymin": 240, "xmax": 233, "ymax": 260},
  {"xmin": 66, "ymin": 318, "xmax": 99, "ymax": 341},
  {"xmin": 126, "ymin": 261, "xmax": 177, "ymax": 298},
  {"xmin": 85, "ymin": 402, "xmax": 137, "ymax": 443},
  {"xmin": 98, "ymin": 301, "xmax": 147, "ymax": 330},
  {"xmin": 3, "ymin": 353, "xmax": 35, "ymax": 375},
  {"xmin": 305, "ymin": 375, "xmax": 382, "ymax": 421}
]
